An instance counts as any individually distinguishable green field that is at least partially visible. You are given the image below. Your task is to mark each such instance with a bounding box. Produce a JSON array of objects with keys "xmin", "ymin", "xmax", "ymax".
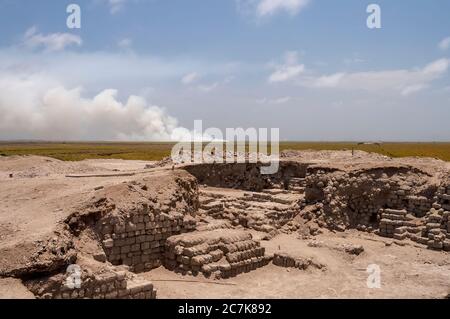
[{"xmin": 0, "ymin": 142, "xmax": 450, "ymax": 162}]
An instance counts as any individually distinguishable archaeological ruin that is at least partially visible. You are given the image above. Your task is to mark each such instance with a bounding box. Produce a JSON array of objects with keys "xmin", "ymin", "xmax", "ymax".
[{"xmin": 0, "ymin": 150, "xmax": 449, "ymax": 299}]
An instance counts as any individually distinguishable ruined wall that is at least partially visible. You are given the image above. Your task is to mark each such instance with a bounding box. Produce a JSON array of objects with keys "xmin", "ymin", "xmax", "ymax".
[
  {"xmin": 164, "ymin": 229, "xmax": 271, "ymax": 279},
  {"xmin": 304, "ymin": 165, "xmax": 437, "ymax": 231},
  {"xmin": 99, "ymin": 211, "xmax": 197, "ymax": 272},
  {"xmin": 183, "ymin": 161, "xmax": 308, "ymax": 192},
  {"xmin": 62, "ymin": 171, "xmax": 200, "ymax": 274},
  {"xmin": 26, "ymin": 263, "xmax": 156, "ymax": 299},
  {"xmin": 378, "ymin": 209, "xmax": 426, "ymax": 243},
  {"xmin": 199, "ymin": 190, "xmax": 301, "ymax": 233},
  {"xmin": 422, "ymin": 179, "xmax": 450, "ymax": 251},
  {"xmin": 92, "ymin": 172, "xmax": 199, "ymax": 272},
  {"xmin": 272, "ymin": 253, "xmax": 325, "ymax": 271}
]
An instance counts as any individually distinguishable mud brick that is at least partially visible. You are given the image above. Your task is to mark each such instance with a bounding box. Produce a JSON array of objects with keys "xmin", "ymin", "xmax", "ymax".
[
  {"xmin": 118, "ymin": 289, "xmax": 129, "ymax": 298},
  {"xmin": 114, "ymin": 238, "xmax": 126, "ymax": 247},
  {"xmin": 118, "ymin": 280, "xmax": 127, "ymax": 289},
  {"xmin": 162, "ymin": 232, "xmax": 171, "ymax": 239},
  {"xmin": 121, "ymin": 245, "xmax": 131, "ymax": 254},
  {"xmin": 134, "ymin": 263, "xmax": 145, "ymax": 272},
  {"xmin": 210, "ymin": 249, "xmax": 224, "ymax": 262},
  {"xmin": 123, "ymin": 257, "xmax": 132, "ymax": 265},
  {"xmin": 125, "ymin": 223, "xmax": 137, "ymax": 232},
  {"xmin": 143, "ymin": 262, "xmax": 153, "ymax": 270},
  {"xmin": 180, "ymin": 255, "xmax": 190, "ymax": 265},
  {"xmin": 100, "ymin": 284, "xmax": 109, "ymax": 293},
  {"xmin": 107, "ymin": 282, "xmax": 115, "ymax": 292},
  {"xmin": 101, "ymin": 225, "xmax": 113, "ymax": 234},
  {"xmin": 131, "ymin": 244, "xmax": 141, "ymax": 252},
  {"xmin": 114, "ymin": 224, "xmax": 126, "ymax": 233},
  {"xmin": 103, "ymin": 238, "xmax": 114, "ymax": 248},
  {"xmin": 112, "ymin": 247, "xmax": 121, "ymax": 255},
  {"xmin": 132, "ymin": 256, "xmax": 142, "ymax": 264},
  {"xmin": 394, "ymin": 226, "xmax": 407, "ymax": 234},
  {"xmin": 141, "ymin": 254, "xmax": 150, "ymax": 263},
  {"xmin": 109, "ymin": 254, "xmax": 120, "ymax": 261},
  {"xmin": 144, "ymin": 291, "xmax": 153, "ymax": 299},
  {"xmin": 150, "ymin": 241, "xmax": 160, "ymax": 248},
  {"xmin": 393, "ymin": 233, "xmax": 407, "ymax": 240}
]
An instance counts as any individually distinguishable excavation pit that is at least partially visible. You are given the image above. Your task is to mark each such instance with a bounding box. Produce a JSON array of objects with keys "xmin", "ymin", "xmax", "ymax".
[{"xmin": 1, "ymin": 151, "xmax": 449, "ymax": 299}]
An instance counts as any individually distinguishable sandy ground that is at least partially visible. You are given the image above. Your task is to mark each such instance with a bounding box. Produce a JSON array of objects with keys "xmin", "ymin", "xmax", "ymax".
[
  {"xmin": 142, "ymin": 231, "xmax": 450, "ymax": 299},
  {"xmin": 0, "ymin": 156, "xmax": 158, "ymax": 250},
  {"xmin": 0, "ymin": 278, "xmax": 35, "ymax": 299}
]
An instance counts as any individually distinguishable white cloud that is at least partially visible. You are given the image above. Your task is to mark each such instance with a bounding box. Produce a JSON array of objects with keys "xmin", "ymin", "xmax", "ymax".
[
  {"xmin": 401, "ymin": 84, "xmax": 428, "ymax": 96},
  {"xmin": 301, "ymin": 58, "xmax": 450, "ymax": 95},
  {"xmin": 311, "ymin": 73, "xmax": 345, "ymax": 88},
  {"xmin": 107, "ymin": 0, "xmax": 128, "ymax": 14},
  {"xmin": 257, "ymin": 0, "xmax": 310, "ymax": 16},
  {"xmin": 343, "ymin": 57, "xmax": 365, "ymax": 65},
  {"xmin": 181, "ymin": 72, "xmax": 200, "ymax": 85},
  {"xmin": 438, "ymin": 37, "xmax": 450, "ymax": 51},
  {"xmin": 198, "ymin": 82, "xmax": 219, "ymax": 92},
  {"xmin": 256, "ymin": 96, "xmax": 291, "ymax": 104},
  {"xmin": 0, "ymin": 72, "xmax": 193, "ymax": 141},
  {"xmin": 422, "ymin": 58, "xmax": 449, "ymax": 75},
  {"xmin": 268, "ymin": 51, "xmax": 305, "ymax": 83},
  {"xmin": 23, "ymin": 26, "xmax": 82, "ymax": 52},
  {"xmin": 117, "ymin": 37, "xmax": 132, "ymax": 49}
]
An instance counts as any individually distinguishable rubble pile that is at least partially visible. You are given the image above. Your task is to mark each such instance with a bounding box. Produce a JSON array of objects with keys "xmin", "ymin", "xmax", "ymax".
[
  {"xmin": 164, "ymin": 229, "xmax": 271, "ymax": 278},
  {"xmin": 272, "ymin": 252, "xmax": 325, "ymax": 271}
]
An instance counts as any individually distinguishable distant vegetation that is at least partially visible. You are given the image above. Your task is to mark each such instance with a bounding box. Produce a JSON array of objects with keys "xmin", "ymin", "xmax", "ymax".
[{"xmin": 1, "ymin": 142, "xmax": 450, "ymax": 162}]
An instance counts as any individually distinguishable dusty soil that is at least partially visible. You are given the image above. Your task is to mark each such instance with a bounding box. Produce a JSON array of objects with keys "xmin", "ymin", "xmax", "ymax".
[{"xmin": 0, "ymin": 157, "xmax": 154, "ymax": 248}]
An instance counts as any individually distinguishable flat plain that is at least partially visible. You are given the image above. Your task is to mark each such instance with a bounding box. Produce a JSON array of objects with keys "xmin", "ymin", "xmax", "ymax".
[{"xmin": 1, "ymin": 142, "xmax": 450, "ymax": 162}]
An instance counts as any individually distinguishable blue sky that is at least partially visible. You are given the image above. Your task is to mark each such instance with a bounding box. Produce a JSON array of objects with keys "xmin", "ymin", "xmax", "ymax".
[{"xmin": 0, "ymin": 0, "xmax": 449, "ymax": 141}]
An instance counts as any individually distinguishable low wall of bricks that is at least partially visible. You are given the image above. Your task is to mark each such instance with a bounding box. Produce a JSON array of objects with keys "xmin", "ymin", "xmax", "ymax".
[
  {"xmin": 26, "ymin": 266, "xmax": 156, "ymax": 299},
  {"xmin": 164, "ymin": 229, "xmax": 271, "ymax": 279},
  {"xmin": 97, "ymin": 210, "xmax": 197, "ymax": 273},
  {"xmin": 378, "ymin": 209, "xmax": 424, "ymax": 239},
  {"xmin": 272, "ymin": 252, "xmax": 325, "ymax": 270},
  {"xmin": 424, "ymin": 183, "xmax": 450, "ymax": 251}
]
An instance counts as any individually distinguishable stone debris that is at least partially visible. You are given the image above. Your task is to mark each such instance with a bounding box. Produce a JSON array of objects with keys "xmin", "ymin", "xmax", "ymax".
[
  {"xmin": 341, "ymin": 244, "xmax": 365, "ymax": 255},
  {"xmin": 273, "ymin": 252, "xmax": 325, "ymax": 271}
]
